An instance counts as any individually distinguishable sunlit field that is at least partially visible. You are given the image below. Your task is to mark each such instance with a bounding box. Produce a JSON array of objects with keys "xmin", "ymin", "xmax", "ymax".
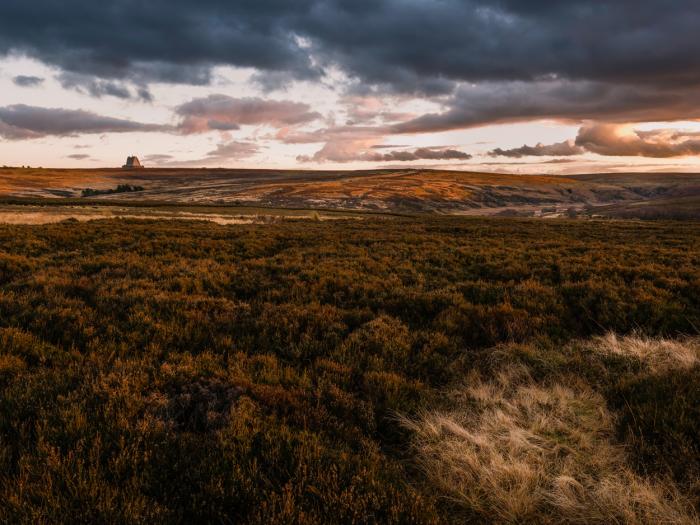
[
  {"xmin": 1, "ymin": 217, "xmax": 698, "ymax": 523},
  {"xmin": 2, "ymin": 167, "xmax": 699, "ymax": 218}
]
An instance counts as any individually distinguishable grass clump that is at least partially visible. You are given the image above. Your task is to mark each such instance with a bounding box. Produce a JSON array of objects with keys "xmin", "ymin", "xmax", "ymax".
[
  {"xmin": 403, "ymin": 335, "xmax": 700, "ymax": 523},
  {"xmin": 596, "ymin": 332, "xmax": 699, "ymax": 371}
]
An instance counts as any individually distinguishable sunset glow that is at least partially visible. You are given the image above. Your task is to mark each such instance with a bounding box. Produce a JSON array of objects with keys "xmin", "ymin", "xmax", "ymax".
[{"xmin": 2, "ymin": 2, "xmax": 700, "ymax": 173}]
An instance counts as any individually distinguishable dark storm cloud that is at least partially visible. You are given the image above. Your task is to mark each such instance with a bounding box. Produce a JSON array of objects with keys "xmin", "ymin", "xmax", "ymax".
[
  {"xmin": 58, "ymin": 72, "xmax": 132, "ymax": 99},
  {"xmin": 303, "ymin": 1, "xmax": 700, "ymax": 92},
  {"xmin": 1, "ymin": 1, "xmax": 700, "ymax": 136},
  {"xmin": 1, "ymin": 1, "xmax": 699, "ymax": 93},
  {"xmin": 0, "ymin": 104, "xmax": 170, "ymax": 139},
  {"xmin": 393, "ymin": 81, "xmax": 700, "ymax": 134},
  {"xmin": 0, "ymin": 1, "xmax": 319, "ymax": 86},
  {"xmin": 489, "ymin": 140, "xmax": 584, "ymax": 158},
  {"xmin": 12, "ymin": 75, "xmax": 44, "ymax": 87},
  {"xmin": 56, "ymin": 72, "xmax": 154, "ymax": 102}
]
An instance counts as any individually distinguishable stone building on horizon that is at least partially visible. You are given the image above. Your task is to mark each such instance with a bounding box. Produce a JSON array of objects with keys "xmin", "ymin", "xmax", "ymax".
[{"xmin": 122, "ymin": 156, "xmax": 143, "ymax": 169}]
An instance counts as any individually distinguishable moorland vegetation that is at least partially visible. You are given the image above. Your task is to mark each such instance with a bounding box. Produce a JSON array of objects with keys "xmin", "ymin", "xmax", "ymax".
[
  {"xmin": 0, "ymin": 216, "xmax": 698, "ymax": 523},
  {"xmin": 81, "ymin": 185, "xmax": 145, "ymax": 198}
]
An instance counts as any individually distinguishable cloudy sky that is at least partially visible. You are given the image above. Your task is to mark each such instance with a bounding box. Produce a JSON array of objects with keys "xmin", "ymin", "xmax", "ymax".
[{"xmin": 2, "ymin": 0, "xmax": 700, "ymax": 173}]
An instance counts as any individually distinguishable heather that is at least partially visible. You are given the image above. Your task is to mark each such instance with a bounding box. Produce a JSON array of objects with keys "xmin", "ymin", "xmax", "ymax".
[{"xmin": 0, "ymin": 216, "xmax": 698, "ymax": 523}]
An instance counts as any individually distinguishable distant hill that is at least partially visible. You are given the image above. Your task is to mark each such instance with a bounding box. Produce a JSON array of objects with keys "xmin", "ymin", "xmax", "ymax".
[{"xmin": 0, "ymin": 167, "xmax": 699, "ymax": 218}]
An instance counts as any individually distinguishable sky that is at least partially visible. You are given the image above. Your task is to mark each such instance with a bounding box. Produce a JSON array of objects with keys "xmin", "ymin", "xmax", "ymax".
[{"xmin": 2, "ymin": 1, "xmax": 700, "ymax": 173}]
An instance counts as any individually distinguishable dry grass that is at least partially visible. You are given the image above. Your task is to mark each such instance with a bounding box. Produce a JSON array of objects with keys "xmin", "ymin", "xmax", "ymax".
[
  {"xmin": 595, "ymin": 333, "xmax": 699, "ymax": 372},
  {"xmin": 402, "ymin": 337, "xmax": 700, "ymax": 524}
]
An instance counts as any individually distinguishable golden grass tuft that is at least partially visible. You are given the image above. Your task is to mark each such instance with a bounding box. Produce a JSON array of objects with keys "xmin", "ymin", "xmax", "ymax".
[
  {"xmin": 595, "ymin": 332, "xmax": 699, "ymax": 372},
  {"xmin": 402, "ymin": 347, "xmax": 698, "ymax": 524}
]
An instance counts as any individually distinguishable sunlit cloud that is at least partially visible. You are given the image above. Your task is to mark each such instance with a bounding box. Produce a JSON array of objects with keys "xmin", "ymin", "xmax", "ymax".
[
  {"xmin": 175, "ymin": 95, "xmax": 321, "ymax": 134},
  {"xmin": 576, "ymin": 123, "xmax": 700, "ymax": 158}
]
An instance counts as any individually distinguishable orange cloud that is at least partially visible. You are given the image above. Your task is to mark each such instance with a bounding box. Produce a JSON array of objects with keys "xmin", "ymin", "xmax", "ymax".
[{"xmin": 576, "ymin": 123, "xmax": 700, "ymax": 158}]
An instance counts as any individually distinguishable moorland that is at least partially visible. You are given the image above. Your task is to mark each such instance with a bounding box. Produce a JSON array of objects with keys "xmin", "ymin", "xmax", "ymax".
[
  {"xmin": 1, "ymin": 166, "xmax": 700, "ymax": 218},
  {"xmin": 0, "ymin": 216, "xmax": 698, "ymax": 523}
]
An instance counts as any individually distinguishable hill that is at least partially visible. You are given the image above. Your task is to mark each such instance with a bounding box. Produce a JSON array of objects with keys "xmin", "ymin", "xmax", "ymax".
[{"xmin": 1, "ymin": 167, "xmax": 699, "ymax": 217}]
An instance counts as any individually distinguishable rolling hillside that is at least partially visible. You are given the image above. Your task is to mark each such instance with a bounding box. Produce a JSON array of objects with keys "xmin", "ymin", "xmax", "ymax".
[{"xmin": 1, "ymin": 167, "xmax": 699, "ymax": 217}]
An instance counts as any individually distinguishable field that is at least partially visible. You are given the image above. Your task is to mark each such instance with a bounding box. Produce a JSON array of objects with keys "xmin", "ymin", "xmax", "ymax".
[
  {"xmin": 0, "ymin": 216, "xmax": 699, "ymax": 523},
  {"xmin": 2, "ymin": 167, "xmax": 700, "ymax": 217}
]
